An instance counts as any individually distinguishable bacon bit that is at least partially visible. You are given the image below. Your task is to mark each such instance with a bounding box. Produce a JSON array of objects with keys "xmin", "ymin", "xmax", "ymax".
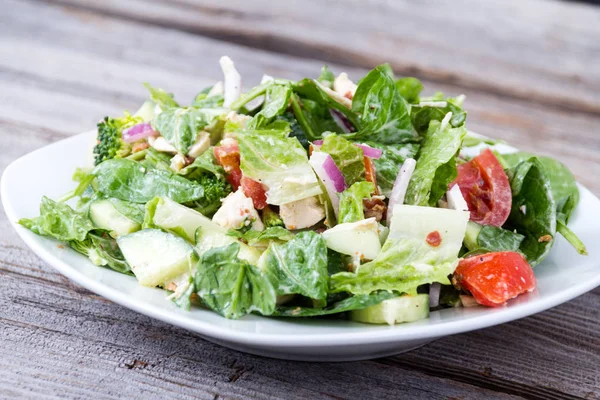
[
  {"xmin": 538, "ymin": 234, "xmax": 553, "ymax": 243},
  {"xmin": 214, "ymin": 141, "xmax": 242, "ymax": 189},
  {"xmin": 363, "ymin": 197, "xmax": 386, "ymax": 222},
  {"xmin": 308, "ymin": 144, "xmax": 314, "ymax": 157},
  {"xmin": 426, "ymin": 231, "xmax": 442, "ymax": 247},
  {"xmin": 364, "ymin": 157, "xmax": 379, "ymax": 195},
  {"xmin": 241, "ymin": 177, "xmax": 267, "ymax": 209},
  {"xmin": 57, "ymin": 244, "xmax": 64, "ymax": 249},
  {"xmin": 344, "ymin": 91, "xmax": 353, "ymax": 100},
  {"xmin": 132, "ymin": 141, "xmax": 150, "ymax": 153}
]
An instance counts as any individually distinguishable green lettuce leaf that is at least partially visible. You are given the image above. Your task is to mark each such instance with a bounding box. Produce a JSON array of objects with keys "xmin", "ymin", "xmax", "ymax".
[
  {"xmin": 395, "ymin": 77, "xmax": 423, "ymax": 104},
  {"xmin": 263, "ymin": 231, "xmax": 329, "ymax": 301},
  {"xmin": 143, "ymin": 82, "xmax": 179, "ymax": 109},
  {"xmin": 320, "ymin": 134, "xmax": 365, "ymax": 186},
  {"xmin": 272, "ymin": 291, "xmax": 395, "ymax": 317},
  {"xmin": 405, "ymin": 116, "xmax": 467, "ymax": 206},
  {"xmin": 410, "ymin": 96, "xmax": 466, "ymax": 135},
  {"xmin": 505, "ymin": 158, "xmax": 557, "ymax": 266},
  {"xmin": 153, "ymin": 107, "xmax": 224, "ymax": 154},
  {"xmin": 228, "ymin": 226, "xmax": 294, "ymax": 246},
  {"xmin": 338, "ymin": 181, "xmax": 375, "ymax": 224},
  {"xmin": 364, "ymin": 142, "xmax": 420, "ymax": 197},
  {"xmin": 317, "ymin": 65, "xmax": 335, "ymax": 88},
  {"xmin": 194, "ymin": 242, "xmax": 276, "ymax": 319},
  {"xmin": 237, "ymin": 131, "xmax": 322, "ymax": 205},
  {"xmin": 344, "ymin": 65, "xmax": 416, "ymax": 144},
  {"xmin": 330, "ymin": 205, "xmax": 468, "ymax": 295},
  {"xmin": 248, "ymin": 84, "xmax": 292, "ymax": 129},
  {"xmin": 19, "ymin": 196, "xmax": 95, "ymax": 242}
]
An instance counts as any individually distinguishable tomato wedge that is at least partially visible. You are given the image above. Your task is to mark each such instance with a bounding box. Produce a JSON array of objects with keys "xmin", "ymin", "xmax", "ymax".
[
  {"xmin": 452, "ymin": 148, "xmax": 511, "ymax": 227},
  {"xmin": 214, "ymin": 140, "xmax": 242, "ymax": 190},
  {"xmin": 241, "ymin": 176, "xmax": 268, "ymax": 210},
  {"xmin": 453, "ymin": 251, "xmax": 536, "ymax": 307}
]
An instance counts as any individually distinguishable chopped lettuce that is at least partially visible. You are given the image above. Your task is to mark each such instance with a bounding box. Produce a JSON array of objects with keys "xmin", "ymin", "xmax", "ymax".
[
  {"xmin": 364, "ymin": 141, "xmax": 420, "ymax": 197},
  {"xmin": 237, "ymin": 131, "xmax": 322, "ymax": 205},
  {"xmin": 338, "ymin": 181, "xmax": 375, "ymax": 224},
  {"xmin": 320, "ymin": 134, "xmax": 365, "ymax": 186}
]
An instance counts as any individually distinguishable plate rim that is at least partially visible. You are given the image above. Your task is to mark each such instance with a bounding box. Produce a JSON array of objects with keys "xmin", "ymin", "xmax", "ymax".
[{"xmin": 3, "ymin": 131, "xmax": 600, "ymax": 348}]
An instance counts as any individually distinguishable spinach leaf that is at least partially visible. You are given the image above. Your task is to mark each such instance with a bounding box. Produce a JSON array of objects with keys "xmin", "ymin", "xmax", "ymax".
[
  {"xmin": 143, "ymin": 82, "xmax": 179, "ymax": 109},
  {"xmin": 505, "ymin": 158, "xmax": 556, "ymax": 266},
  {"xmin": 320, "ymin": 134, "xmax": 365, "ymax": 186},
  {"xmin": 92, "ymin": 158, "xmax": 208, "ymax": 204},
  {"xmin": 338, "ymin": 181, "xmax": 375, "ymax": 224},
  {"xmin": 276, "ymin": 111, "xmax": 309, "ymax": 148},
  {"xmin": 194, "ymin": 242, "xmax": 276, "ymax": 319},
  {"xmin": 364, "ymin": 141, "xmax": 420, "ymax": 197},
  {"xmin": 153, "ymin": 107, "xmax": 224, "ymax": 154},
  {"xmin": 344, "ymin": 65, "xmax": 416, "ymax": 144},
  {"xmin": 272, "ymin": 291, "xmax": 395, "ymax": 317},
  {"xmin": 19, "ymin": 196, "xmax": 95, "ymax": 242},
  {"xmin": 106, "ymin": 198, "xmax": 145, "ymax": 224},
  {"xmin": 410, "ymin": 96, "xmax": 466, "ymax": 135},
  {"xmin": 405, "ymin": 116, "xmax": 467, "ymax": 206},
  {"xmin": 395, "ymin": 77, "xmax": 423, "ymax": 104},
  {"xmin": 263, "ymin": 231, "xmax": 329, "ymax": 301},
  {"xmin": 317, "ymin": 65, "xmax": 335, "ymax": 88},
  {"xmin": 464, "ymin": 222, "xmax": 525, "ymax": 253},
  {"xmin": 171, "ymin": 277, "xmax": 196, "ymax": 311},
  {"xmin": 73, "ymin": 232, "xmax": 132, "ymax": 274}
]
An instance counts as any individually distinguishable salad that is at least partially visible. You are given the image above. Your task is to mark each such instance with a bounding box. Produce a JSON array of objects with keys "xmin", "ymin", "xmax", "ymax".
[{"xmin": 20, "ymin": 57, "xmax": 587, "ymax": 324}]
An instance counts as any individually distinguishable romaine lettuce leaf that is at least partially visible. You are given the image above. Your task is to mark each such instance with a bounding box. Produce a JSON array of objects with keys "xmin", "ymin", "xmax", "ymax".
[
  {"xmin": 364, "ymin": 141, "xmax": 420, "ymax": 197},
  {"xmin": 320, "ymin": 134, "xmax": 365, "ymax": 186},
  {"xmin": 338, "ymin": 181, "xmax": 375, "ymax": 224},
  {"xmin": 272, "ymin": 291, "xmax": 395, "ymax": 317},
  {"xmin": 153, "ymin": 107, "xmax": 225, "ymax": 154},
  {"xmin": 194, "ymin": 242, "xmax": 276, "ymax": 319},
  {"xmin": 143, "ymin": 82, "xmax": 179, "ymax": 109},
  {"xmin": 405, "ymin": 115, "xmax": 467, "ymax": 206},
  {"xmin": 262, "ymin": 231, "xmax": 329, "ymax": 301},
  {"xmin": 410, "ymin": 96, "xmax": 466, "ymax": 135},
  {"xmin": 344, "ymin": 65, "xmax": 416, "ymax": 144},
  {"xmin": 248, "ymin": 84, "xmax": 292, "ymax": 129},
  {"xmin": 329, "ymin": 205, "xmax": 469, "ymax": 295},
  {"xmin": 237, "ymin": 131, "xmax": 322, "ymax": 205}
]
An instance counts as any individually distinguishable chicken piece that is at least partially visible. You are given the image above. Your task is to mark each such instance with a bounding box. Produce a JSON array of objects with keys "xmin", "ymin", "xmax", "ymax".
[
  {"xmin": 279, "ymin": 196, "xmax": 325, "ymax": 230},
  {"xmin": 188, "ymin": 131, "xmax": 211, "ymax": 159},
  {"xmin": 333, "ymin": 72, "xmax": 358, "ymax": 100},
  {"xmin": 148, "ymin": 136, "xmax": 177, "ymax": 153},
  {"xmin": 212, "ymin": 188, "xmax": 264, "ymax": 231}
]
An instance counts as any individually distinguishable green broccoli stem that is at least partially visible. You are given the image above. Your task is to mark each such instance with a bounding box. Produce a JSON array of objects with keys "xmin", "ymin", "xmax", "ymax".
[
  {"xmin": 557, "ymin": 220, "xmax": 588, "ymax": 255},
  {"xmin": 127, "ymin": 149, "xmax": 148, "ymax": 161}
]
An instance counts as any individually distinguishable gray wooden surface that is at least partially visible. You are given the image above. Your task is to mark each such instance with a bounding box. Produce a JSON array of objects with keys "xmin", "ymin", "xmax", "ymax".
[{"xmin": 1, "ymin": 0, "xmax": 599, "ymax": 398}]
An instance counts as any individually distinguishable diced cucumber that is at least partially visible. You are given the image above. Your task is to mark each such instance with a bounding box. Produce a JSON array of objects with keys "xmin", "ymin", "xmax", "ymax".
[
  {"xmin": 117, "ymin": 229, "xmax": 196, "ymax": 287},
  {"xmin": 463, "ymin": 221, "xmax": 482, "ymax": 251},
  {"xmin": 151, "ymin": 197, "xmax": 261, "ymax": 264},
  {"xmin": 89, "ymin": 199, "xmax": 141, "ymax": 238},
  {"xmin": 350, "ymin": 294, "xmax": 429, "ymax": 325},
  {"xmin": 321, "ymin": 218, "xmax": 381, "ymax": 260}
]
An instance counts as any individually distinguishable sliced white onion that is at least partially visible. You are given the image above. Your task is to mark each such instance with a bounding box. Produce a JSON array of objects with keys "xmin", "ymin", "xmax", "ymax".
[
  {"xmin": 355, "ymin": 143, "xmax": 382, "ymax": 159},
  {"xmin": 329, "ymin": 109, "xmax": 354, "ymax": 133},
  {"xmin": 429, "ymin": 282, "xmax": 441, "ymax": 308},
  {"xmin": 122, "ymin": 122, "xmax": 158, "ymax": 143},
  {"xmin": 219, "ymin": 56, "xmax": 241, "ymax": 108},
  {"xmin": 309, "ymin": 151, "xmax": 347, "ymax": 216},
  {"xmin": 386, "ymin": 158, "xmax": 416, "ymax": 226}
]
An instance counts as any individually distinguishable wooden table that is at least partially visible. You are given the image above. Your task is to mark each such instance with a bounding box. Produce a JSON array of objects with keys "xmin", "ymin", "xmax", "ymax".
[{"xmin": 1, "ymin": 0, "xmax": 599, "ymax": 398}]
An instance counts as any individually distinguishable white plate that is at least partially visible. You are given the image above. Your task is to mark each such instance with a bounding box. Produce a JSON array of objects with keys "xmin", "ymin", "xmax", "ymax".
[{"xmin": 3, "ymin": 131, "xmax": 600, "ymax": 361}]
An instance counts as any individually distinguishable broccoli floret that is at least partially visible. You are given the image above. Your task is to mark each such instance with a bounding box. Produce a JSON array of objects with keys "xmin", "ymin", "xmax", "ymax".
[
  {"xmin": 93, "ymin": 114, "xmax": 141, "ymax": 165},
  {"xmin": 262, "ymin": 205, "xmax": 284, "ymax": 227},
  {"xmin": 187, "ymin": 174, "xmax": 232, "ymax": 216}
]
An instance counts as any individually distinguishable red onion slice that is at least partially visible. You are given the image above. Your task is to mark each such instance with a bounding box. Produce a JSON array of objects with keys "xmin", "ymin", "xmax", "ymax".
[
  {"xmin": 329, "ymin": 109, "xmax": 354, "ymax": 133},
  {"xmin": 122, "ymin": 122, "xmax": 158, "ymax": 143},
  {"xmin": 386, "ymin": 158, "xmax": 417, "ymax": 226},
  {"xmin": 354, "ymin": 143, "xmax": 382, "ymax": 159},
  {"xmin": 309, "ymin": 151, "xmax": 347, "ymax": 216}
]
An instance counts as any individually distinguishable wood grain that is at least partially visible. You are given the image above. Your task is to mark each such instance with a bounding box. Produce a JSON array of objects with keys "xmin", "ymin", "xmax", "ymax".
[{"xmin": 1, "ymin": 0, "xmax": 599, "ymax": 399}]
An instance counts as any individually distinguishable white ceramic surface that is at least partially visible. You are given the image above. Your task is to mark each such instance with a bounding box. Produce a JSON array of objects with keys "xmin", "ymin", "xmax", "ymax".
[{"xmin": 2, "ymin": 131, "xmax": 599, "ymax": 361}]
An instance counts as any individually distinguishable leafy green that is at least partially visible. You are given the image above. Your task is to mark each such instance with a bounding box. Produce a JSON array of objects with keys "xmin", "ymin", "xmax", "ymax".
[
  {"xmin": 464, "ymin": 222, "xmax": 525, "ymax": 253},
  {"xmin": 185, "ymin": 174, "xmax": 231, "ymax": 216},
  {"xmin": 228, "ymin": 226, "xmax": 294, "ymax": 246},
  {"xmin": 320, "ymin": 134, "xmax": 365, "ymax": 186},
  {"xmin": 75, "ymin": 232, "xmax": 132, "ymax": 274},
  {"xmin": 248, "ymin": 84, "xmax": 292, "ymax": 129},
  {"xmin": 395, "ymin": 77, "xmax": 423, "ymax": 104},
  {"xmin": 405, "ymin": 117, "xmax": 467, "ymax": 206},
  {"xmin": 237, "ymin": 130, "xmax": 322, "ymax": 205},
  {"xmin": 326, "ymin": 249, "xmax": 347, "ymax": 276},
  {"xmin": 410, "ymin": 96, "xmax": 466, "ymax": 135},
  {"xmin": 171, "ymin": 276, "xmax": 196, "ymax": 311},
  {"xmin": 104, "ymin": 198, "xmax": 145, "ymax": 224},
  {"xmin": 272, "ymin": 291, "xmax": 395, "ymax": 317},
  {"xmin": 153, "ymin": 107, "xmax": 224, "ymax": 154},
  {"xmin": 93, "ymin": 114, "xmax": 141, "ymax": 165},
  {"xmin": 505, "ymin": 158, "xmax": 556, "ymax": 266},
  {"xmin": 194, "ymin": 242, "xmax": 276, "ymax": 319},
  {"xmin": 143, "ymin": 82, "xmax": 179, "ymax": 109},
  {"xmin": 317, "ymin": 65, "xmax": 335, "ymax": 88},
  {"xmin": 92, "ymin": 158, "xmax": 210, "ymax": 204},
  {"xmin": 192, "ymin": 86, "xmax": 224, "ymax": 108},
  {"xmin": 262, "ymin": 206, "xmax": 284, "ymax": 228},
  {"xmin": 344, "ymin": 65, "xmax": 416, "ymax": 144},
  {"xmin": 276, "ymin": 111, "xmax": 309, "ymax": 148},
  {"xmin": 263, "ymin": 231, "xmax": 329, "ymax": 301},
  {"xmin": 19, "ymin": 196, "xmax": 95, "ymax": 242},
  {"xmin": 364, "ymin": 142, "xmax": 420, "ymax": 197},
  {"xmin": 338, "ymin": 181, "xmax": 375, "ymax": 224},
  {"xmin": 230, "ymin": 81, "xmax": 272, "ymax": 111}
]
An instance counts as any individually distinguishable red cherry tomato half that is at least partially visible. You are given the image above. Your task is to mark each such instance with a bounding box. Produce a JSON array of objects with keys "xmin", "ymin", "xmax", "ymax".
[
  {"xmin": 452, "ymin": 148, "xmax": 511, "ymax": 227},
  {"xmin": 453, "ymin": 251, "xmax": 536, "ymax": 307},
  {"xmin": 214, "ymin": 140, "xmax": 242, "ymax": 190},
  {"xmin": 241, "ymin": 176, "xmax": 268, "ymax": 210}
]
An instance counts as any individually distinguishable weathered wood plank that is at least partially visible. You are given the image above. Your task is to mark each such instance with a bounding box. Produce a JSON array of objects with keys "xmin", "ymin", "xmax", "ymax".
[
  {"xmin": 39, "ymin": 0, "xmax": 600, "ymax": 115},
  {"xmin": 1, "ymin": 1, "xmax": 599, "ymax": 399}
]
